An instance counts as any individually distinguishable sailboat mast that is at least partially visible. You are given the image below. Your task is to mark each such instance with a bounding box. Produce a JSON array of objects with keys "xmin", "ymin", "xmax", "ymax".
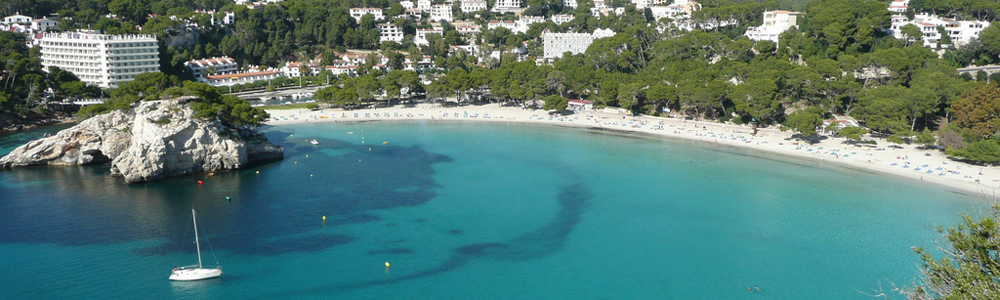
[{"xmin": 192, "ymin": 209, "xmax": 203, "ymax": 269}]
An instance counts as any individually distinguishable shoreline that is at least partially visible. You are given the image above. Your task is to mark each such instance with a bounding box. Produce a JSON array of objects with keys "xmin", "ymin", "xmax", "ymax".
[{"xmin": 264, "ymin": 103, "xmax": 1000, "ymax": 197}]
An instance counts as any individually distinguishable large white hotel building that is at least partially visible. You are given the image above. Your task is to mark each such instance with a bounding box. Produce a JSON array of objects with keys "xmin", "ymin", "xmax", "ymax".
[{"xmin": 40, "ymin": 31, "xmax": 159, "ymax": 88}]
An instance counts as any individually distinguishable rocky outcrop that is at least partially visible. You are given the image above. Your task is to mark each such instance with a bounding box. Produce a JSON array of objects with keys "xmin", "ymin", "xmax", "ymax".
[{"xmin": 0, "ymin": 97, "xmax": 283, "ymax": 183}]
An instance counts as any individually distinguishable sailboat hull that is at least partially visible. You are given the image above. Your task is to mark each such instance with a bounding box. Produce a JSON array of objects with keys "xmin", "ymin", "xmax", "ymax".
[{"xmin": 169, "ymin": 267, "xmax": 222, "ymax": 281}]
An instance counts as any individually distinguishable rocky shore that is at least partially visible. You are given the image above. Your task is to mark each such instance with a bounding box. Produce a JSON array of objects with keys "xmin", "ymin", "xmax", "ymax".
[
  {"xmin": 0, "ymin": 97, "xmax": 283, "ymax": 183},
  {"xmin": 0, "ymin": 111, "xmax": 77, "ymax": 132}
]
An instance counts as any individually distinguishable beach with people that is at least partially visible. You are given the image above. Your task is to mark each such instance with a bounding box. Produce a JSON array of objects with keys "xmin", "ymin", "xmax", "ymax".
[{"xmin": 265, "ymin": 102, "xmax": 1000, "ymax": 196}]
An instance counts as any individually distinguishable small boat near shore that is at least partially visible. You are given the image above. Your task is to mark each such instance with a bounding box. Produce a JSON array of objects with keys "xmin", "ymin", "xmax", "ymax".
[{"xmin": 310, "ymin": 139, "xmax": 319, "ymax": 145}]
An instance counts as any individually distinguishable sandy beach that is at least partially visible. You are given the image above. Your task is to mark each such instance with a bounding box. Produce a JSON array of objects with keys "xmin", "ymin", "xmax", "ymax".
[{"xmin": 265, "ymin": 103, "xmax": 1000, "ymax": 197}]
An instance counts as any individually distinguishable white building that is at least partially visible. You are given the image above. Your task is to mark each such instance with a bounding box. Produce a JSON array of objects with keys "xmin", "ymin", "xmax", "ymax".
[
  {"xmin": 185, "ymin": 56, "xmax": 238, "ymax": 82},
  {"xmin": 654, "ymin": 0, "xmax": 701, "ymax": 20},
  {"xmin": 404, "ymin": 9, "xmax": 423, "ymax": 21},
  {"xmin": 888, "ymin": 0, "xmax": 909, "ymax": 14},
  {"xmin": 456, "ymin": 24, "xmax": 480, "ymax": 34},
  {"xmin": 40, "ymin": 31, "xmax": 160, "ymax": 88},
  {"xmin": 280, "ymin": 61, "xmax": 320, "ymax": 77},
  {"xmin": 591, "ymin": 7, "xmax": 625, "ymax": 18},
  {"xmin": 416, "ymin": 28, "xmax": 444, "ymax": 45},
  {"xmin": 31, "ymin": 18, "xmax": 59, "ymax": 32},
  {"xmin": 218, "ymin": 12, "xmax": 235, "ymax": 25},
  {"xmin": 3, "ymin": 14, "xmax": 32, "ymax": 24},
  {"xmin": 461, "ymin": 0, "xmax": 488, "ymax": 13},
  {"xmin": 378, "ymin": 23, "xmax": 404, "ymax": 43},
  {"xmin": 205, "ymin": 70, "xmax": 281, "ymax": 86},
  {"xmin": 632, "ymin": 0, "xmax": 655, "ymax": 9},
  {"xmin": 551, "ymin": 14, "xmax": 574, "ymax": 25},
  {"xmin": 349, "ymin": 8, "xmax": 384, "ymax": 22},
  {"xmin": 488, "ymin": 20, "xmax": 517, "ymax": 31},
  {"xmin": 889, "ymin": 13, "xmax": 990, "ymax": 48},
  {"xmin": 543, "ymin": 29, "xmax": 615, "ymax": 59},
  {"xmin": 516, "ymin": 16, "xmax": 545, "ymax": 33},
  {"xmin": 325, "ymin": 65, "xmax": 357, "ymax": 78},
  {"xmin": 341, "ymin": 52, "xmax": 371, "ymax": 65},
  {"xmin": 417, "ymin": 0, "xmax": 432, "ymax": 11},
  {"xmin": 744, "ymin": 10, "xmax": 801, "ymax": 43},
  {"xmin": 565, "ymin": 0, "xmax": 578, "ymax": 9},
  {"xmin": 400, "ymin": 1, "xmax": 415, "ymax": 9},
  {"xmin": 492, "ymin": 0, "xmax": 522, "ymax": 13},
  {"xmin": 430, "ymin": 4, "xmax": 453, "ymax": 22}
]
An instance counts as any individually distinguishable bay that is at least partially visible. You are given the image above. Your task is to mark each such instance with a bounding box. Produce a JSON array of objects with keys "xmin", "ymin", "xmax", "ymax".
[{"xmin": 0, "ymin": 121, "xmax": 979, "ymax": 299}]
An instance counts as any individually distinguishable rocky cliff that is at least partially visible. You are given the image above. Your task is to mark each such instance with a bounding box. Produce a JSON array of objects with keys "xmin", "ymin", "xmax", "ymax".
[{"xmin": 0, "ymin": 97, "xmax": 283, "ymax": 183}]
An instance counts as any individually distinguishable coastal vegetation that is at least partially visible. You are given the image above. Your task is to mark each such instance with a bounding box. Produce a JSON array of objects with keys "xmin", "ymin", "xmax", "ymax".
[
  {"xmin": 76, "ymin": 73, "xmax": 269, "ymax": 129},
  {"xmin": 1, "ymin": 0, "xmax": 999, "ymax": 164},
  {"xmin": 902, "ymin": 204, "xmax": 1000, "ymax": 299}
]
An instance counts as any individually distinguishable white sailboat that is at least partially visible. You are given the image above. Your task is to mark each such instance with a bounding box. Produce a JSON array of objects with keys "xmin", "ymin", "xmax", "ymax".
[{"xmin": 169, "ymin": 209, "xmax": 222, "ymax": 281}]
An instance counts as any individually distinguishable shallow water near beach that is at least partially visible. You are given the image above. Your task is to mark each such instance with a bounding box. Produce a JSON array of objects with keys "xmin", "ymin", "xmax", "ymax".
[{"xmin": 0, "ymin": 120, "xmax": 984, "ymax": 299}]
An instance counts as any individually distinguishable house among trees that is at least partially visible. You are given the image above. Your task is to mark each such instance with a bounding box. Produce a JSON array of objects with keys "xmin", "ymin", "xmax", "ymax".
[
  {"xmin": 744, "ymin": 10, "xmax": 802, "ymax": 43},
  {"xmin": 551, "ymin": 14, "xmax": 574, "ymax": 25},
  {"xmin": 415, "ymin": 28, "xmax": 444, "ymax": 45},
  {"xmin": 461, "ymin": 0, "xmax": 488, "ymax": 13},
  {"xmin": 492, "ymin": 0, "xmax": 522, "ymax": 13},
  {"xmin": 349, "ymin": 8, "xmax": 384, "ymax": 22},
  {"xmin": 378, "ymin": 23, "xmax": 404, "ymax": 43},
  {"xmin": 3, "ymin": 14, "xmax": 32, "ymax": 25},
  {"xmin": 884, "ymin": 0, "xmax": 989, "ymax": 48},
  {"xmin": 430, "ymin": 4, "xmax": 453, "ymax": 22}
]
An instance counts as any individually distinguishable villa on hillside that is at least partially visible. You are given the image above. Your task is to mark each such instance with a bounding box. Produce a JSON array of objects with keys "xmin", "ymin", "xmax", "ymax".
[
  {"xmin": 492, "ymin": 0, "xmax": 522, "ymax": 13},
  {"xmin": 461, "ymin": 0, "xmax": 488, "ymax": 13},
  {"xmin": 887, "ymin": 11, "xmax": 990, "ymax": 48},
  {"xmin": 431, "ymin": 4, "xmax": 453, "ymax": 22},
  {"xmin": 349, "ymin": 8, "xmax": 384, "ymax": 22},
  {"xmin": 744, "ymin": 10, "xmax": 801, "ymax": 43},
  {"xmin": 415, "ymin": 28, "xmax": 444, "ymax": 45},
  {"xmin": 378, "ymin": 23, "xmax": 404, "ymax": 43}
]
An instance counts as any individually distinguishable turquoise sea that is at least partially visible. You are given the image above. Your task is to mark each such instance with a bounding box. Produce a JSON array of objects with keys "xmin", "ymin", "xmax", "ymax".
[{"xmin": 0, "ymin": 120, "xmax": 983, "ymax": 299}]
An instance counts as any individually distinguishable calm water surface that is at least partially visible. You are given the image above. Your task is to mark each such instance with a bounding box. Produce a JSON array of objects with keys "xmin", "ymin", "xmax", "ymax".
[{"xmin": 0, "ymin": 120, "xmax": 981, "ymax": 299}]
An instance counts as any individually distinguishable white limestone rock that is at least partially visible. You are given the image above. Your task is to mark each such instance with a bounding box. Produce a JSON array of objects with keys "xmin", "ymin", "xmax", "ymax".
[{"xmin": 1, "ymin": 97, "xmax": 283, "ymax": 183}]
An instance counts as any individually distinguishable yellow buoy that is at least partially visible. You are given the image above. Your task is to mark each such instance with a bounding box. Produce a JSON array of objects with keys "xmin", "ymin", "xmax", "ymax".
[
  {"xmin": 310, "ymin": 174, "xmax": 313, "ymax": 177},
  {"xmin": 385, "ymin": 262, "xmax": 390, "ymax": 268},
  {"xmin": 255, "ymin": 170, "xmax": 259, "ymax": 174},
  {"xmin": 322, "ymin": 216, "xmax": 326, "ymax": 222},
  {"xmin": 305, "ymin": 154, "xmax": 308, "ymax": 158},
  {"xmin": 295, "ymin": 161, "xmax": 298, "ymax": 164}
]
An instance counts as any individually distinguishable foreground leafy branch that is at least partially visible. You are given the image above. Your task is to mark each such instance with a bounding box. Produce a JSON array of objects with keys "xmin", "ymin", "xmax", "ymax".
[{"xmin": 898, "ymin": 204, "xmax": 1000, "ymax": 300}]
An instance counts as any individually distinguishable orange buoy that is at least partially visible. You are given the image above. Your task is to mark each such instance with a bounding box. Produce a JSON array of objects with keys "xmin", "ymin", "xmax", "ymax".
[{"xmin": 197, "ymin": 180, "xmax": 203, "ymax": 185}]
